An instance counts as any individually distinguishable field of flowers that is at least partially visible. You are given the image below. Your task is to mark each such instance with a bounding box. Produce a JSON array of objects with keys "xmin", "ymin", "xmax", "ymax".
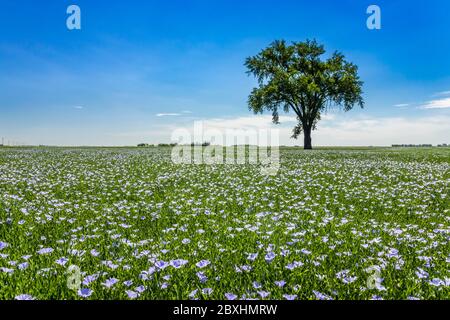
[{"xmin": 0, "ymin": 146, "xmax": 449, "ymax": 300}]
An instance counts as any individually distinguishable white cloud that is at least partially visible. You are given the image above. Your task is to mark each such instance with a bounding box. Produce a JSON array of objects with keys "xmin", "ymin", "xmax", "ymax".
[
  {"xmin": 419, "ymin": 97, "xmax": 450, "ymax": 109},
  {"xmin": 100, "ymin": 113, "xmax": 450, "ymax": 147},
  {"xmin": 199, "ymin": 113, "xmax": 335, "ymax": 131},
  {"xmin": 393, "ymin": 103, "xmax": 409, "ymax": 107},
  {"xmin": 434, "ymin": 90, "xmax": 450, "ymax": 96},
  {"xmin": 313, "ymin": 115, "xmax": 450, "ymax": 146},
  {"xmin": 173, "ymin": 114, "xmax": 450, "ymax": 146},
  {"xmin": 321, "ymin": 113, "xmax": 336, "ymax": 121},
  {"xmin": 156, "ymin": 113, "xmax": 182, "ymax": 117},
  {"xmin": 200, "ymin": 115, "xmax": 297, "ymax": 130},
  {"xmin": 74, "ymin": 106, "xmax": 84, "ymax": 109}
]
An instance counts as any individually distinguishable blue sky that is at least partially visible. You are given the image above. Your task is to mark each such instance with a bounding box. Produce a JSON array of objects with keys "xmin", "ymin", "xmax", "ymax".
[{"xmin": 0, "ymin": 0, "xmax": 449, "ymax": 146}]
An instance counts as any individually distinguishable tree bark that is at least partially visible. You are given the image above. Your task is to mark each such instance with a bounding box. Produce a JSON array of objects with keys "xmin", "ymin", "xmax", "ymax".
[{"xmin": 304, "ymin": 126, "xmax": 312, "ymax": 150}]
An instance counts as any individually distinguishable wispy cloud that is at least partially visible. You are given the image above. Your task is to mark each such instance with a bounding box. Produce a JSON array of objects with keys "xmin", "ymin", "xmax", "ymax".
[
  {"xmin": 44, "ymin": 113, "xmax": 449, "ymax": 146},
  {"xmin": 197, "ymin": 113, "xmax": 335, "ymax": 131},
  {"xmin": 201, "ymin": 115, "xmax": 297, "ymax": 130},
  {"xmin": 74, "ymin": 106, "xmax": 84, "ymax": 109},
  {"xmin": 419, "ymin": 97, "xmax": 450, "ymax": 109},
  {"xmin": 156, "ymin": 113, "xmax": 182, "ymax": 117},
  {"xmin": 314, "ymin": 115, "xmax": 450, "ymax": 145},
  {"xmin": 434, "ymin": 90, "xmax": 450, "ymax": 96},
  {"xmin": 393, "ymin": 103, "xmax": 409, "ymax": 107},
  {"xmin": 181, "ymin": 114, "xmax": 450, "ymax": 146}
]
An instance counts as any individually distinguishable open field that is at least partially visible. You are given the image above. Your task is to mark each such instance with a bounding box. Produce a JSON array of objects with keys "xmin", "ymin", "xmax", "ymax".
[{"xmin": 0, "ymin": 147, "xmax": 449, "ymax": 300}]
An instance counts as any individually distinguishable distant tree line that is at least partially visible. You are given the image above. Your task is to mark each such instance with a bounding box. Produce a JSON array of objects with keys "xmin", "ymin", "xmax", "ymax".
[
  {"xmin": 137, "ymin": 142, "xmax": 211, "ymax": 147},
  {"xmin": 392, "ymin": 144, "xmax": 433, "ymax": 148}
]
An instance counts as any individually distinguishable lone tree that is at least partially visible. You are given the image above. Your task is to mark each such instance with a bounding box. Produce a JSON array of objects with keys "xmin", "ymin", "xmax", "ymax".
[{"xmin": 245, "ymin": 39, "xmax": 364, "ymax": 149}]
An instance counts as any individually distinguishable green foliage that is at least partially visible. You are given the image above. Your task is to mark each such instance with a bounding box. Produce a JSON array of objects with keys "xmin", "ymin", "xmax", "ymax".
[
  {"xmin": 245, "ymin": 40, "xmax": 364, "ymax": 147},
  {"xmin": 0, "ymin": 147, "xmax": 449, "ymax": 300}
]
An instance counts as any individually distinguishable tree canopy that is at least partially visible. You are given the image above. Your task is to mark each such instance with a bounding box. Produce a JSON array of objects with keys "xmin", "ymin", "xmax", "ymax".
[{"xmin": 245, "ymin": 39, "xmax": 364, "ymax": 149}]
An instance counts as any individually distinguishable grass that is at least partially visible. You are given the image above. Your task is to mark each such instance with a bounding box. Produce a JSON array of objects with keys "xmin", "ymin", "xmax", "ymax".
[{"xmin": 0, "ymin": 147, "xmax": 449, "ymax": 300}]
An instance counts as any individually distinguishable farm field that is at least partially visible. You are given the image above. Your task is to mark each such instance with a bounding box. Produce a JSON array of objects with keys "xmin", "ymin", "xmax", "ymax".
[{"xmin": 0, "ymin": 147, "xmax": 449, "ymax": 300}]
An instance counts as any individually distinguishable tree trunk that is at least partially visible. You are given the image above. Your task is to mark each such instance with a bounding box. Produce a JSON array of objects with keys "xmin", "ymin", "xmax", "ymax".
[{"xmin": 304, "ymin": 126, "xmax": 312, "ymax": 150}]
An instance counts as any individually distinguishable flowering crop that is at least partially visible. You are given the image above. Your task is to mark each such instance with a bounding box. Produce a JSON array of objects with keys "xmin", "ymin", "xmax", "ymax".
[{"xmin": 0, "ymin": 147, "xmax": 449, "ymax": 300}]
